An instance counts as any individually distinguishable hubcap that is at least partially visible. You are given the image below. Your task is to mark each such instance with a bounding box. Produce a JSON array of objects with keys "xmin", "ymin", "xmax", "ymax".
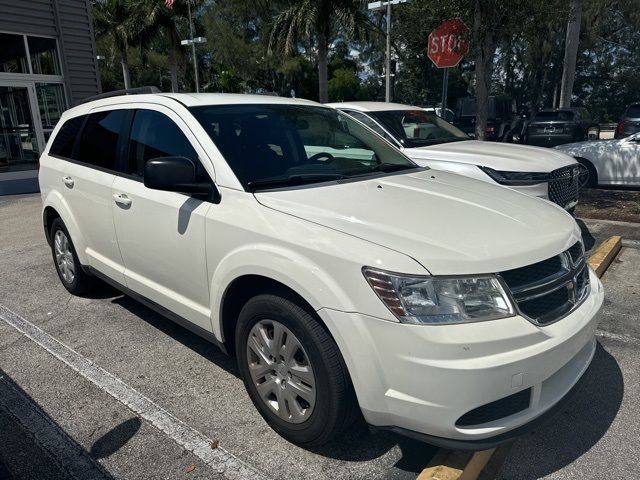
[
  {"xmin": 54, "ymin": 230, "xmax": 75, "ymax": 284},
  {"xmin": 246, "ymin": 319, "xmax": 316, "ymax": 424}
]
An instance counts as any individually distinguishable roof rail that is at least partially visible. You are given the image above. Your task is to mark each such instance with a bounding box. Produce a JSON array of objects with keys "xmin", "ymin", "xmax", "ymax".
[{"xmin": 80, "ymin": 86, "xmax": 161, "ymax": 104}]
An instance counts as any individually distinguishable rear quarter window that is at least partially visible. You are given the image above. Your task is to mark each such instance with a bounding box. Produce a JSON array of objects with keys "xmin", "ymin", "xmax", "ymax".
[{"xmin": 49, "ymin": 115, "xmax": 86, "ymax": 158}]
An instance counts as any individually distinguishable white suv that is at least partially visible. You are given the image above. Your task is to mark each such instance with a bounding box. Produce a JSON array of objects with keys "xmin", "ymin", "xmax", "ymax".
[
  {"xmin": 329, "ymin": 101, "xmax": 582, "ymax": 212},
  {"xmin": 39, "ymin": 92, "xmax": 603, "ymax": 449}
]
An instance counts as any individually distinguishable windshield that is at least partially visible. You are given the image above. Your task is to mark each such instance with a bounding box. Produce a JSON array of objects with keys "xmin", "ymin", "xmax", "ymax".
[
  {"xmin": 369, "ymin": 110, "xmax": 468, "ymax": 147},
  {"xmin": 190, "ymin": 104, "xmax": 419, "ymax": 190},
  {"xmin": 626, "ymin": 105, "xmax": 640, "ymax": 118},
  {"xmin": 533, "ymin": 111, "xmax": 575, "ymax": 121}
]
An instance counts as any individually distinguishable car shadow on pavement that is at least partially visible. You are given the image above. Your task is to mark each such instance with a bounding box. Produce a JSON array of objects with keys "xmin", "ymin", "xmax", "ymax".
[
  {"xmin": 111, "ymin": 293, "xmax": 438, "ymax": 473},
  {"xmin": 111, "ymin": 294, "xmax": 241, "ymax": 378},
  {"xmin": 498, "ymin": 341, "xmax": 624, "ymax": 479}
]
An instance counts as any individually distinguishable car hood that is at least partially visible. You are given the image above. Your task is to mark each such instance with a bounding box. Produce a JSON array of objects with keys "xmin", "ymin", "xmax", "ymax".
[
  {"xmin": 555, "ymin": 140, "xmax": 612, "ymax": 153},
  {"xmin": 404, "ymin": 140, "xmax": 576, "ymax": 172},
  {"xmin": 255, "ymin": 169, "xmax": 580, "ymax": 275}
]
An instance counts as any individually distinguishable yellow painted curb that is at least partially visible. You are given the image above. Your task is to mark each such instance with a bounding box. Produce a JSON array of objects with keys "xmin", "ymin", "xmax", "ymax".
[{"xmin": 588, "ymin": 235, "xmax": 622, "ymax": 278}]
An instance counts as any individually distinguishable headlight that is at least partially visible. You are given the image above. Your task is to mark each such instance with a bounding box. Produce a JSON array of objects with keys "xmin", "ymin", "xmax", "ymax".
[
  {"xmin": 363, "ymin": 267, "xmax": 514, "ymax": 325},
  {"xmin": 479, "ymin": 166, "xmax": 551, "ymax": 185}
]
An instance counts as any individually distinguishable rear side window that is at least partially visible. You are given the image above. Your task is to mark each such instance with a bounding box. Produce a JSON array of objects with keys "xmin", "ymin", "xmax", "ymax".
[
  {"xmin": 76, "ymin": 110, "xmax": 126, "ymax": 170},
  {"xmin": 127, "ymin": 109, "xmax": 198, "ymax": 177},
  {"xmin": 49, "ymin": 115, "xmax": 86, "ymax": 158}
]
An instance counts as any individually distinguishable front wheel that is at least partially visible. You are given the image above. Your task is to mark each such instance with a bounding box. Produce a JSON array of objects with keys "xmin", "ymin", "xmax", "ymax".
[{"xmin": 235, "ymin": 293, "xmax": 357, "ymax": 446}]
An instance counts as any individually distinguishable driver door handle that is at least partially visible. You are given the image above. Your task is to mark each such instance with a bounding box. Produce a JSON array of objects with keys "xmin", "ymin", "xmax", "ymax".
[
  {"xmin": 112, "ymin": 193, "xmax": 132, "ymax": 207},
  {"xmin": 62, "ymin": 176, "xmax": 74, "ymax": 188}
]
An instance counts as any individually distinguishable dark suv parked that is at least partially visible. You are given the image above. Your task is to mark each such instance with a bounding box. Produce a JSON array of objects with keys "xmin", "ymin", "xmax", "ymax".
[
  {"xmin": 615, "ymin": 102, "xmax": 640, "ymax": 139},
  {"xmin": 525, "ymin": 108, "xmax": 592, "ymax": 147},
  {"xmin": 453, "ymin": 95, "xmax": 517, "ymax": 141}
]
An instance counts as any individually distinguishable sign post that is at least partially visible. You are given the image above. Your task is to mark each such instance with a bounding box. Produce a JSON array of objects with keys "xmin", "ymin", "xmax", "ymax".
[{"xmin": 427, "ymin": 18, "xmax": 470, "ymax": 113}]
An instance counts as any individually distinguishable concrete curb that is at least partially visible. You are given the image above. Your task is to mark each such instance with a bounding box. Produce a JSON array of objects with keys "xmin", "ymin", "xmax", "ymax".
[{"xmin": 588, "ymin": 236, "xmax": 622, "ymax": 277}]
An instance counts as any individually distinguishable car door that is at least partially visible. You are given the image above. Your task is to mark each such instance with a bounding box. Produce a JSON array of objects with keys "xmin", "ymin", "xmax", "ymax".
[
  {"xmin": 110, "ymin": 106, "xmax": 213, "ymax": 330},
  {"xmin": 62, "ymin": 108, "xmax": 127, "ymax": 284}
]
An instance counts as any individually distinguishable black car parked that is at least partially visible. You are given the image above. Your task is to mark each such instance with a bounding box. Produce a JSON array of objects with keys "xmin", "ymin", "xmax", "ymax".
[
  {"xmin": 615, "ymin": 102, "xmax": 640, "ymax": 139},
  {"xmin": 525, "ymin": 108, "xmax": 593, "ymax": 147},
  {"xmin": 453, "ymin": 95, "xmax": 517, "ymax": 141}
]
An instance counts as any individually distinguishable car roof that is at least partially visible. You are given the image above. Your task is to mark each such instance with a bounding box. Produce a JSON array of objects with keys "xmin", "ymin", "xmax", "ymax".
[
  {"xmin": 63, "ymin": 93, "xmax": 324, "ymax": 118},
  {"xmin": 326, "ymin": 101, "xmax": 421, "ymax": 112}
]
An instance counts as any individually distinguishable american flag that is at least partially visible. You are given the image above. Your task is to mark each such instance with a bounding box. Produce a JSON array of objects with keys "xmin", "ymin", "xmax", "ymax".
[{"xmin": 165, "ymin": 0, "xmax": 175, "ymax": 9}]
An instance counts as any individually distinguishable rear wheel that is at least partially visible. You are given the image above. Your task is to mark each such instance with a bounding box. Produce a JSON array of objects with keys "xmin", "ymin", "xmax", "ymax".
[
  {"xmin": 235, "ymin": 293, "xmax": 357, "ymax": 446},
  {"xmin": 50, "ymin": 218, "xmax": 98, "ymax": 295}
]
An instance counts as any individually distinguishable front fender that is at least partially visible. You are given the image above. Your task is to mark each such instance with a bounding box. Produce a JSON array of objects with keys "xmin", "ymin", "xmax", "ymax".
[{"xmin": 209, "ymin": 243, "xmax": 356, "ymax": 341}]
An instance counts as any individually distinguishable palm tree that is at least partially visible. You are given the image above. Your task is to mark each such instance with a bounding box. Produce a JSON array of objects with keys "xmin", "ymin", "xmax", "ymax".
[
  {"xmin": 269, "ymin": 0, "xmax": 366, "ymax": 102},
  {"xmin": 139, "ymin": 0, "xmax": 204, "ymax": 93},
  {"xmin": 93, "ymin": 0, "xmax": 143, "ymax": 89}
]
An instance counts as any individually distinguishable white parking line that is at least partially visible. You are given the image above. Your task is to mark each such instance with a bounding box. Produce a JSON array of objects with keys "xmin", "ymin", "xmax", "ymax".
[{"xmin": 0, "ymin": 304, "xmax": 271, "ymax": 480}]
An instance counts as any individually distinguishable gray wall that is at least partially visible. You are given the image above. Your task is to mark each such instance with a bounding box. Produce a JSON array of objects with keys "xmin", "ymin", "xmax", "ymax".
[{"xmin": 0, "ymin": 0, "xmax": 101, "ymax": 105}]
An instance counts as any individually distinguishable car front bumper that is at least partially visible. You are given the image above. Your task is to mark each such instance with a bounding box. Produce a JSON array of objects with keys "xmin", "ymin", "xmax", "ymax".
[{"xmin": 317, "ymin": 269, "xmax": 603, "ymax": 448}]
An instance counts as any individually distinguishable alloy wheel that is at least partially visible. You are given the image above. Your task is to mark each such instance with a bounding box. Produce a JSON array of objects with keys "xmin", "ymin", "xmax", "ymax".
[{"xmin": 54, "ymin": 229, "xmax": 75, "ymax": 284}]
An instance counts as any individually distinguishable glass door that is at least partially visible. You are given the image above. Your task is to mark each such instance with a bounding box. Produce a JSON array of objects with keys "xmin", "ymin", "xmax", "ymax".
[{"xmin": 0, "ymin": 82, "xmax": 45, "ymax": 173}]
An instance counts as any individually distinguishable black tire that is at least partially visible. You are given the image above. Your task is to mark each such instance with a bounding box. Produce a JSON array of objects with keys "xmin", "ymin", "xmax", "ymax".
[
  {"xmin": 50, "ymin": 218, "xmax": 98, "ymax": 295},
  {"xmin": 235, "ymin": 293, "xmax": 357, "ymax": 447},
  {"xmin": 576, "ymin": 158, "xmax": 598, "ymax": 188}
]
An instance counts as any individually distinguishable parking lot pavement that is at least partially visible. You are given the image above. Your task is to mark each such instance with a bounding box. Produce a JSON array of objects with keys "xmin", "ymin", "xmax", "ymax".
[
  {"xmin": 2, "ymin": 193, "xmax": 640, "ymax": 480},
  {"xmin": 0, "ymin": 194, "xmax": 436, "ymax": 479}
]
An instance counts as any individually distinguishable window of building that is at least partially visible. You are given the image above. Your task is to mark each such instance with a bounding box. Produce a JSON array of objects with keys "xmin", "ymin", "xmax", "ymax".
[
  {"xmin": 0, "ymin": 33, "xmax": 28, "ymax": 73},
  {"xmin": 127, "ymin": 109, "xmax": 198, "ymax": 177},
  {"xmin": 77, "ymin": 110, "xmax": 126, "ymax": 170},
  {"xmin": 50, "ymin": 115, "xmax": 86, "ymax": 159},
  {"xmin": 36, "ymin": 83, "xmax": 66, "ymax": 141},
  {"xmin": 28, "ymin": 37, "xmax": 61, "ymax": 76}
]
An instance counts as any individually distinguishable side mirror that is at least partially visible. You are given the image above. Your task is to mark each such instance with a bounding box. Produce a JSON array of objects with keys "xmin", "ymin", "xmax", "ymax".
[{"xmin": 144, "ymin": 156, "xmax": 218, "ymax": 199}]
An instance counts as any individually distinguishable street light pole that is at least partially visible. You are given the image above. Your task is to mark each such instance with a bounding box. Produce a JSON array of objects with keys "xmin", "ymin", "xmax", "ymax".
[
  {"xmin": 385, "ymin": 1, "xmax": 391, "ymax": 102},
  {"xmin": 368, "ymin": 1, "xmax": 407, "ymax": 103},
  {"xmin": 187, "ymin": 0, "xmax": 199, "ymax": 93}
]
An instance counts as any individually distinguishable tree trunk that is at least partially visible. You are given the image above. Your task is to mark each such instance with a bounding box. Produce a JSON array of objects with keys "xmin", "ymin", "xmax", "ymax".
[
  {"xmin": 317, "ymin": 30, "xmax": 329, "ymax": 103},
  {"xmin": 559, "ymin": 0, "xmax": 582, "ymax": 108},
  {"xmin": 168, "ymin": 46, "xmax": 179, "ymax": 93},
  {"xmin": 120, "ymin": 49, "xmax": 131, "ymax": 90},
  {"xmin": 473, "ymin": 0, "xmax": 496, "ymax": 141}
]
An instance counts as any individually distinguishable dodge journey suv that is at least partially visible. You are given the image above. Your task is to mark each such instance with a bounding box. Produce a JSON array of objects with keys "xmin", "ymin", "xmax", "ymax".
[{"xmin": 39, "ymin": 91, "xmax": 603, "ymax": 449}]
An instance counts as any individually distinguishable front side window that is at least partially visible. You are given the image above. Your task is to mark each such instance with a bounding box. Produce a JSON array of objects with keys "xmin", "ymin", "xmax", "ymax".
[
  {"xmin": 127, "ymin": 109, "xmax": 199, "ymax": 177},
  {"xmin": 190, "ymin": 104, "xmax": 418, "ymax": 190},
  {"xmin": 370, "ymin": 110, "xmax": 468, "ymax": 148},
  {"xmin": 49, "ymin": 115, "xmax": 86, "ymax": 158},
  {"xmin": 343, "ymin": 110, "xmax": 397, "ymax": 144},
  {"xmin": 77, "ymin": 110, "xmax": 125, "ymax": 170}
]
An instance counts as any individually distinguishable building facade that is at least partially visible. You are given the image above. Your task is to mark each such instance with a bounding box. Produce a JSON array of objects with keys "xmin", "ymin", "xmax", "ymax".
[{"xmin": 0, "ymin": 0, "xmax": 100, "ymax": 194}]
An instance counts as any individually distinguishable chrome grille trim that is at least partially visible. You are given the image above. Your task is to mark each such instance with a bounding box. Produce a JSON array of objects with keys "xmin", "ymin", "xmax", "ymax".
[
  {"xmin": 548, "ymin": 165, "xmax": 580, "ymax": 210},
  {"xmin": 499, "ymin": 242, "xmax": 590, "ymax": 325}
]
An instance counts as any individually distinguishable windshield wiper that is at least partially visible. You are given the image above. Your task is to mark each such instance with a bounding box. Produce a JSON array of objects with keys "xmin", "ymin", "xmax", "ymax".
[
  {"xmin": 368, "ymin": 163, "xmax": 417, "ymax": 173},
  {"xmin": 247, "ymin": 173, "xmax": 348, "ymax": 190}
]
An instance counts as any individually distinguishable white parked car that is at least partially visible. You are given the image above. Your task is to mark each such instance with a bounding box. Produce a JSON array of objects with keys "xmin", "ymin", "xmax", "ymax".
[
  {"xmin": 555, "ymin": 132, "xmax": 640, "ymax": 187},
  {"xmin": 328, "ymin": 101, "xmax": 582, "ymax": 211},
  {"xmin": 40, "ymin": 91, "xmax": 603, "ymax": 450}
]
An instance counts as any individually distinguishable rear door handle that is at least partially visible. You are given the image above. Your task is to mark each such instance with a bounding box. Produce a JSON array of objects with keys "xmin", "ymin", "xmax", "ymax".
[
  {"xmin": 62, "ymin": 176, "xmax": 74, "ymax": 188},
  {"xmin": 112, "ymin": 193, "xmax": 132, "ymax": 207}
]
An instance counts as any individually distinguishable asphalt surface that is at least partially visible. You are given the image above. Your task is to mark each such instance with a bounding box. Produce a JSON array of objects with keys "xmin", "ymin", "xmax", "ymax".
[{"xmin": 1, "ymin": 193, "xmax": 639, "ymax": 480}]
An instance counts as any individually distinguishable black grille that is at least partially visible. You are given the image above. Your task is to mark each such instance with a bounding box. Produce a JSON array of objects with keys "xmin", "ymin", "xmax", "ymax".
[
  {"xmin": 456, "ymin": 388, "xmax": 531, "ymax": 427},
  {"xmin": 499, "ymin": 242, "xmax": 589, "ymax": 325},
  {"xmin": 548, "ymin": 165, "xmax": 579, "ymax": 209},
  {"xmin": 500, "ymin": 256, "xmax": 564, "ymax": 291}
]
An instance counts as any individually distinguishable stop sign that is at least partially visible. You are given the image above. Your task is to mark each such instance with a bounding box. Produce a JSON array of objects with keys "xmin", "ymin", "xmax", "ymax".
[{"xmin": 427, "ymin": 18, "xmax": 470, "ymax": 68}]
